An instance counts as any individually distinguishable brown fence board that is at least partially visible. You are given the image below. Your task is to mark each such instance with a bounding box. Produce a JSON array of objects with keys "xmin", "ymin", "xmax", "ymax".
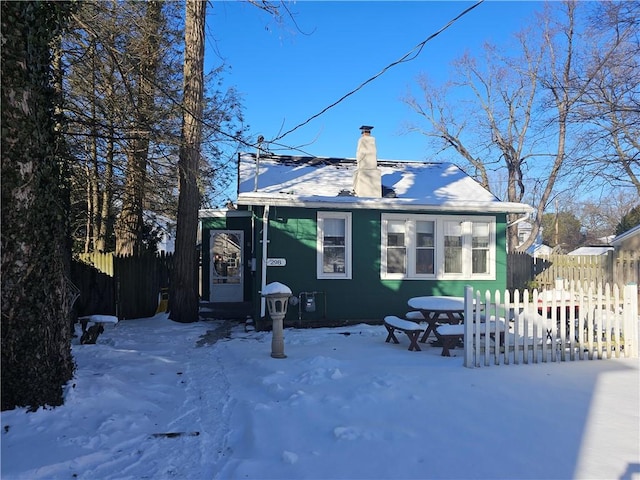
[
  {"xmin": 74, "ymin": 251, "xmax": 173, "ymax": 320},
  {"xmin": 71, "ymin": 260, "xmax": 116, "ymax": 317}
]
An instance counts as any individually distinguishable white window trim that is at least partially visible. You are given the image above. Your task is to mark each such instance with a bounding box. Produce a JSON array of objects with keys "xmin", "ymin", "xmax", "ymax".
[
  {"xmin": 381, "ymin": 214, "xmax": 496, "ymax": 280},
  {"xmin": 317, "ymin": 212, "xmax": 352, "ymax": 280}
]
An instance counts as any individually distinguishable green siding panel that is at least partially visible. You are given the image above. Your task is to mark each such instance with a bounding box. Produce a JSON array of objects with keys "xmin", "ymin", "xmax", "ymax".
[{"xmin": 252, "ymin": 207, "xmax": 509, "ymax": 327}]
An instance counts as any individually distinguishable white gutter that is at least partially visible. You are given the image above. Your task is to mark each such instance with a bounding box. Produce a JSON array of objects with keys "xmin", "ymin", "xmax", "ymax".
[
  {"xmin": 198, "ymin": 209, "xmax": 251, "ymax": 219},
  {"xmin": 260, "ymin": 204, "xmax": 269, "ymax": 318},
  {"xmin": 237, "ymin": 195, "xmax": 534, "ymax": 215}
]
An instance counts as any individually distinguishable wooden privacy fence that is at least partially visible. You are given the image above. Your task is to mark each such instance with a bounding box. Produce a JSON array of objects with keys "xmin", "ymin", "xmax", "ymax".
[
  {"xmin": 78, "ymin": 252, "xmax": 114, "ymax": 276},
  {"xmin": 506, "ymin": 251, "xmax": 539, "ymax": 291},
  {"xmin": 114, "ymin": 252, "xmax": 172, "ymax": 319},
  {"xmin": 463, "ymin": 282, "xmax": 639, "ymax": 368},
  {"xmin": 508, "ymin": 250, "xmax": 640, "ymax": 304},
  {"xmin": 533, "ymin": 251, "xmax": 639, "ymax": 291},
  {"xmin": 74, "ymin": 251, "xmax": 172, "ymax": 320},
  {"xmin": 71, "ymin": 259, "xmax": 116, "ymax": 317}
]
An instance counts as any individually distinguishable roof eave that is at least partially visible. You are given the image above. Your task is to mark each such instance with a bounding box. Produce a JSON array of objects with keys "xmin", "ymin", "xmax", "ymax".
[
  {"xmin": 198, "ymin": 209, "xmax": 252, "ymax": 219},
  {"xmin": 236, "ymin": 194, "xmax": 533, "ymax": 214},
  {"xmin": 611, "ymin": 224, "xmax": 640, "ymax": 245}
]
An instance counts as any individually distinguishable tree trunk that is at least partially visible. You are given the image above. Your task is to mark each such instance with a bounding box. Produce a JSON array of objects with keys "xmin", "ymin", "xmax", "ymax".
[
  {"xmin": 114, "ymin": 1, "xmax": 162, "ymax": 255},
  {"xmin": 1, "ymin": 1, "xmax": 75, "ymax": 411},
  {"xmin": 170, "ymin": 0, "xmax": 206, "ymax": 323},
  {"xmin": 89, "ymin": 47, "xmax": 101, "ymax": 253},
  {"xmin": 96, "ymin": 127, "xmax": 115, "ymax": 253}
]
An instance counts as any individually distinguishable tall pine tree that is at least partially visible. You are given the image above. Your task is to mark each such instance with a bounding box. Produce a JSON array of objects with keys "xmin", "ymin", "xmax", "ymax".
[{"xmin": 170, "ymin": 0, "xmax": 206, "ymax": 323}]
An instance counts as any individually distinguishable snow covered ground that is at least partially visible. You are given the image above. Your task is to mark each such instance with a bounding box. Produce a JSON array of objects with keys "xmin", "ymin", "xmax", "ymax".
[{"xmin": 2, "ymin": 312, "xmax": 639, "ymax": 480}]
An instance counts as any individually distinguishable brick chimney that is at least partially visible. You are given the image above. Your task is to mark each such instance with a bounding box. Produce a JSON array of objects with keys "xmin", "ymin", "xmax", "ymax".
[{"xmin": 353, "ymin": 125, "xmax": 381, "ymax": 197}]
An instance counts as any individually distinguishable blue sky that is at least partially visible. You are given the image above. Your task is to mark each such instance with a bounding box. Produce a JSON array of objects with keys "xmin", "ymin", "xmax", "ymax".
[{"xmin": 206, "ymin": 1, "xmax": 543, "ymax": 163}]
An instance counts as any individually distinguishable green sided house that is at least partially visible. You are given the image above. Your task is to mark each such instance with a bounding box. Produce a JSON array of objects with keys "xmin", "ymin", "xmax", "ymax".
[{"xmin": 199, "ymin": 129, "xmax": 533, "ymax": 329}]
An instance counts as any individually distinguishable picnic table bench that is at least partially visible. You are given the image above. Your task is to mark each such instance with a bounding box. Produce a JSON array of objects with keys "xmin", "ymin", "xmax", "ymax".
[
  {"xmin": 383, "ymin": 316, "xmax": 425, "ymax": 351},
  {"xmin": 436, "ymin": 318, "xmax": 507, "ymax": 356},
  {"xmin": 78, "ymin": 314, "xmax": 119, "ymax": 344}
]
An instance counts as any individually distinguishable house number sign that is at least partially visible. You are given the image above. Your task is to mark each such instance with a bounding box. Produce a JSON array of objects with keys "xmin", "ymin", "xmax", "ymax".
[{"xmin": 266, "ymin": 258, "xmax": 286, "ymax": 267}]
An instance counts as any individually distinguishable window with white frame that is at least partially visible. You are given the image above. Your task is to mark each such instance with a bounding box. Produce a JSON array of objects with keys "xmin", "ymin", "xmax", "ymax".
[
  {"xmin": 386, "ymin": 220, "xmax": 407, "ymax": 274},
  {"xmin": 317, "ymin": 212, "xmax": 352, "ymax": 279},
  {"xmin": 381, "ymin": 214, "xmax": 495, "ymax": 280},
  {"xmin": 471, "ymin": 221, "xmax": 490, "ymax": 274},
  {"xmin": 444, "ymin": 221, "xmax": 463, "ymax": 274},
  {"xmin": 415, "ymin": 221, "xmax": 435, "ymax": 274}
]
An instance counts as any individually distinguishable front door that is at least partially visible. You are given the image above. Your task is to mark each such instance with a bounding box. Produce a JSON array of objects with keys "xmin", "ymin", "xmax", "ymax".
[{"xmin": 210, "ymin": 230, "xmax": 243, "ymax": 302}]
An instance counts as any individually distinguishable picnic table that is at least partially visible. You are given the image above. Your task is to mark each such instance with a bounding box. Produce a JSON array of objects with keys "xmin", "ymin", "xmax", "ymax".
[{"xmin": 407, "ymin": 296, "xmax": 465, "ymax": 344}]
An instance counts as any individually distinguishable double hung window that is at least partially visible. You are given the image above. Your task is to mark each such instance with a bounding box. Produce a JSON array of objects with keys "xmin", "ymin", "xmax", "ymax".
[
  {"xmin": 444, "ymin": 221, "xmax": 463, "ymax": 274},
  {"xmin": 317, "ymin": 212, "xmax": 352, "ymax": 279},
  {"xmin": 382, "ymin": 219, "xmax": 436, "ymax": 277},
  {"xmin": 385, "ymin": 220, "xmax": 407, "ymax": 274},
  {"xmin": 381, "ymin": 214, "xmax": 495, "ymax": 280},
  {"xmin": 415, "ymin": 221, "xmax": 435, "ymax": 274},
  {"xmin": 471, "ymin": 222, "xmax": 490, "ymax": 274}
]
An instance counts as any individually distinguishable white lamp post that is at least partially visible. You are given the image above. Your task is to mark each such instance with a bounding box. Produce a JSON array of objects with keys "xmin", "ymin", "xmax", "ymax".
[{"xmin": 262, "ymin": 282, "xmax": 292, "ymax": 358}]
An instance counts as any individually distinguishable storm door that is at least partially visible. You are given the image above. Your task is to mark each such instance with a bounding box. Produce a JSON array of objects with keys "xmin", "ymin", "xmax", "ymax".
[{"xmin": 210, "ymin": 230, "xmax": 243, "ymax": 302}]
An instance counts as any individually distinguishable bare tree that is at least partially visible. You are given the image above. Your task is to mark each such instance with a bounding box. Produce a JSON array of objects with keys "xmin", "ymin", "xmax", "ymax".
[
  {"xmin": 404, "ymin": 33, "xmax": 543, "ymax": 252},
  {"xmin": 563, "ymin": 190, "xmax": 638, "ymax": 242},
  {"xmin": 571, "ymin": 1, "xmax": 640, "ymax": 196},
  {"xmin": 170, "ymin": 0, "xmax": 206, "ymax": 323},
  {"xmin": 404, "ymin": 1, "xmax": 626, "ymax": 252}
]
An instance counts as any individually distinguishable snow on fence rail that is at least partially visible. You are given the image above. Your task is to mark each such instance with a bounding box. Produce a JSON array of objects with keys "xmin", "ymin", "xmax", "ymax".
[{"xmin": 463, "ymin": 282, "xmax": 639, "ymax": 368}]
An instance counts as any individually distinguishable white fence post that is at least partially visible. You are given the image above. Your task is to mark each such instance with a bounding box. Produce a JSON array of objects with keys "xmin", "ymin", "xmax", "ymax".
[
  {"xmin": 623, "ymin": 283, "xmax": 639, "ymax": 358},
  {"xmin": 463, "ymin": 282, "xmax": 637, "ymax": 368},
  {"xmin": 463, "ymin": 285, "xmax": 474, "ymax": 368}
]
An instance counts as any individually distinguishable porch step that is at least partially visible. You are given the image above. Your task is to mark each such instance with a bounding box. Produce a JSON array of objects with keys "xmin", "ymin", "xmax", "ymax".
[{"xmin": 199, "ymin": 301, "xmax": 252, "ymax": 320}]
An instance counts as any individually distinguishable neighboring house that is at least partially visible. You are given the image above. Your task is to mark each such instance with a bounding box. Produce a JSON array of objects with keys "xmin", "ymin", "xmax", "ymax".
[
  {"xmin": 527, "ymin": 243, "xmax": 553, "ymax": 258},
  {"xmin": 517, "ymin": 221, "xmax": 554, "ymax": 258},
  {"xmin": 611, "ymin": 224, "xmax": 640, "ymax": 306},
  {"xmin": 199, "ymin": 128, "xmax": 533, "ymax": 328},
  {"xmin": 567, "ymin": 246, "xmax": 614, "ymax": 256},
  {"xmin": 144, "ymin": 211, "xmax": 176, "ymax": 253},
  {"xmin": 610, "ymin": 223, "xmax": 640, "ymax": 251},
  {"xmin": 517, "ymin": 220, "xmax": 558, "ymax": 257},
  {"xmin": 516, "ymin": 220, "xmax": 533, "ymax": 246}
]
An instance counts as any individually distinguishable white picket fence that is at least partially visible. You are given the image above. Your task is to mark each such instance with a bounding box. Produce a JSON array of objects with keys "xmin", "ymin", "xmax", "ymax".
[{"xmin": 463, "ymin": 282, "xmax": 639, "ymax": 368}]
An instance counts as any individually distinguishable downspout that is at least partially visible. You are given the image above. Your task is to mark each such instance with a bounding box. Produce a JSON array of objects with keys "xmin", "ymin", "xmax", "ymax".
[
  {"xmin": 507, "ymin": 212, "xmax": 531, "ymax": 253},
  {"xmin": 507, "ymin": 212, "xmax": 530, "ymax": 228},
  {"xmin": 260, "ymin": 204, "xmax": 270, "ymax": 317}
]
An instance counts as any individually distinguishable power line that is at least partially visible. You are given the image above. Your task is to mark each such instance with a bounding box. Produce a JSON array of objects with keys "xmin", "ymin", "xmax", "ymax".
[{"xmin": 269, "ymin": 0, "xmax": 485, "ymax": 144}]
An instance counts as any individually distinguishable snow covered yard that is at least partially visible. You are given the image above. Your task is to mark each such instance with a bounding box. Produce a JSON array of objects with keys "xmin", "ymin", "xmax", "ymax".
[{"xmin": 1, "ymin": 313, "xmax": 638, "ymax": 480}]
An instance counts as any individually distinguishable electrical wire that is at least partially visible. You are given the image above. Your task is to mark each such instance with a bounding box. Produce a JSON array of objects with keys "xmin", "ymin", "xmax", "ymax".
[
  {"xmin": 269, "ymin": 0, "xmax": 485, "ymax": 145},
  {"xmin": 78, "ymin": 0, "xmax": 485, "ymax": 158}
]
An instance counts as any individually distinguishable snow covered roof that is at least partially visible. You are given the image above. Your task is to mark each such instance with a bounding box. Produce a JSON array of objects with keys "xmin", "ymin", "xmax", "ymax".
[
  {"xmin": 568, "ymin": 246, "xmax": 614, "ymax": 256},
  {"xmin": 527, "ymin": 243, "xmax": 553, "ymax": 257},
  {"xmin": 236, "ymin": 153, "xmax": 532, "ymax": 214}
]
